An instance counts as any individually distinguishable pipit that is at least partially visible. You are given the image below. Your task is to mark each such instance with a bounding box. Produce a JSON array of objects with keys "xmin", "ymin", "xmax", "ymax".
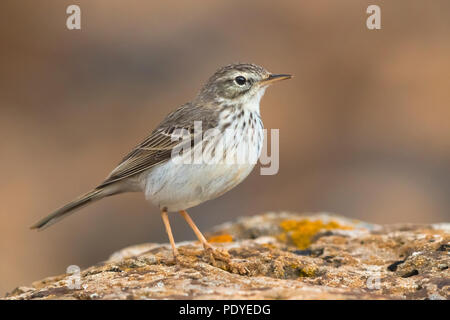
[{"xmin": 31, "ymin": 63, "xmax": 291, "ymax": 261}]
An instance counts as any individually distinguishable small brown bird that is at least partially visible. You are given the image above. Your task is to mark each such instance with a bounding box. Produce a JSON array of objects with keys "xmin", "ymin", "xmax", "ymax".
[{"xmin": 31, "ymin": 63, "xmax": 291, "ymax": 260}]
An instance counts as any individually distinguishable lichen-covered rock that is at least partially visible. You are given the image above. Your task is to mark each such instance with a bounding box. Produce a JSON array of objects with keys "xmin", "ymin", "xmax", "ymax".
[{"xmin": 4, "ymin": 212, "xmax": 449, "ymax": 300}]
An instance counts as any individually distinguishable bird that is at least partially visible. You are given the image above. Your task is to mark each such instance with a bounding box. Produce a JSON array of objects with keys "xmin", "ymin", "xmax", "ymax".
[{"xmin": 31, "ymin": 63, "xmax": 292, "ymax": 261}]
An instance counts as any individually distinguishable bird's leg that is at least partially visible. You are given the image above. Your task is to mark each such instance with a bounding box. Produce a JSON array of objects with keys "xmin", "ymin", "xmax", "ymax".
[
  {"xmin": 178, "ymin": 210, "xmax": 212, "ymax": 250},
  {"xmin": 179, "ymin": 210, "xmax": 230, "ymax": 264},
  {"xmin": 160, "ymin": 209, "xmax": 179, "ymax": 260}
]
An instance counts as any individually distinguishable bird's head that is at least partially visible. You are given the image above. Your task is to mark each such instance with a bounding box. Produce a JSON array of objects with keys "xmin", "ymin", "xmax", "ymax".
[{"xmin": 197, "ymin": 63, "xmax": 292, "ymax": 109}]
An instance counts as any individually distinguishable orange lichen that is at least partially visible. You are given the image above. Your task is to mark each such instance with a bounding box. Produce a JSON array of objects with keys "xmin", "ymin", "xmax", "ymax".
[
  {"xmin": 208, "ymin": 234, "xmax": 233, "ymax": 243},
  {"xmin": 279, "ymin": 219, "xmax": 352, "ymax": 249}
]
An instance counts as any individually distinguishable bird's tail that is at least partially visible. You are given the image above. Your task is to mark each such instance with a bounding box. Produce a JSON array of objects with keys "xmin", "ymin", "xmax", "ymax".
[{"xmin": 30, "ymin": 187, "xmax": 113, "ymax": 230}]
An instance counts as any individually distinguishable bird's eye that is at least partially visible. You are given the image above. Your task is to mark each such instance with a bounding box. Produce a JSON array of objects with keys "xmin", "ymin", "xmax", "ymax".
[{"xmin": 235, "ymin": 76, "xmax": 247, "ymax": 86}]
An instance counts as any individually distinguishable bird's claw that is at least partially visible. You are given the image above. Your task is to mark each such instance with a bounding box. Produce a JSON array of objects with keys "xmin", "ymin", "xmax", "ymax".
[{"xmin": 203, "ymin": 244, "xmax": 230, "ymax": 266}]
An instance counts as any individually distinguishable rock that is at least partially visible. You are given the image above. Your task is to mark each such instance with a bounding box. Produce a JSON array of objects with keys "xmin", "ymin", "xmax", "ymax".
[{"xmin": 4, "ymin": 212, "xmax": 449, "ymax": 300}]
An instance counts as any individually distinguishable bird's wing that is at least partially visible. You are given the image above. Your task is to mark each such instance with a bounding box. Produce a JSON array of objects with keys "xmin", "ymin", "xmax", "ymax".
[
  {"xmin": 98, "ymin": 103, "xmax": 217, "ymax": 188},
  {"xmin": 98, "ymin": 129, "xmax": 186, "ymax": 188}
]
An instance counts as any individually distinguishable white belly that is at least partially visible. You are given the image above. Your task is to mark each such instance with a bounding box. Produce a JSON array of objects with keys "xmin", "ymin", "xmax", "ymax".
[
  {"xmin": 144, "ymin": 161, "xmax": 256, "ymax": 211},
  {"xmin": 143, "ymin": 112, "xmax": 263, "ymax": 212}
]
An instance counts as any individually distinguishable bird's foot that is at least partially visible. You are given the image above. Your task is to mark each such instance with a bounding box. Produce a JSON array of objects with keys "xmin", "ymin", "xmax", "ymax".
[
  {"xmin": 202, "ymin": 243, "xmax": 230, "ymax": 267},
  {"xmin": 202, "ymin": 245, "xmax": 249, "ymax": 274}
]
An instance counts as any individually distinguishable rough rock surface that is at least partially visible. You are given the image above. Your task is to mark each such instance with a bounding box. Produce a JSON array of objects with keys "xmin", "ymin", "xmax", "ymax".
[{"xmin": 4, "ymin": 212, "xmax": 449, "ymax": 300}]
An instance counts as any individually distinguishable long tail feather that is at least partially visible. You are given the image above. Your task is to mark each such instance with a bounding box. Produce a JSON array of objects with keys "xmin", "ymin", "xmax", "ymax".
[{"xmin": 31, "ymin": 188, "xmax": 107, "ymax": 230}]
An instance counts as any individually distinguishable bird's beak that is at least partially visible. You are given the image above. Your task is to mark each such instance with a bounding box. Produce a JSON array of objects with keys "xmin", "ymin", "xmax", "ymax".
[{"xmin": 259, "ymin": 74, "xmax": 292, "ymax": 86}]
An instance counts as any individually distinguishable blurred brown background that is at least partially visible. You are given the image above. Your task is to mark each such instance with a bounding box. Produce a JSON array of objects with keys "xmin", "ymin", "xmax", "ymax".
[{"xmin": 1, "ymin": 0, "xmax": 449, "ymax": 295}]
